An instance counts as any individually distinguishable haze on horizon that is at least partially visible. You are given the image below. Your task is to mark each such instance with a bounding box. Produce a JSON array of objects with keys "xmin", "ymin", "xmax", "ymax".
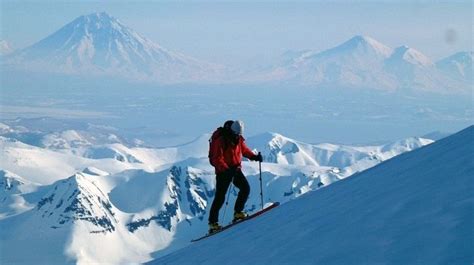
[
  {"xmin": 0, "ymin": 0, "xmax": 472, "ymax": 146},
  {"xmin": 1, "ymin": 0, "xmax": 472, "ymax": 66}
]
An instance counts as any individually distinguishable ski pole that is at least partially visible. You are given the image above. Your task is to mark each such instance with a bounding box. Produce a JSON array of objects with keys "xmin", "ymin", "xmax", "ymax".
[{"xmin": 258, "ymin": 152, "xmax": 264, "ymax": 210}]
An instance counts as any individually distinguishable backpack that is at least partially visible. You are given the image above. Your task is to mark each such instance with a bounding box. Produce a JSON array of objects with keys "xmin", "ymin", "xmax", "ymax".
[{"xmin": 208, "ymin": 127, "xmax": 224, "ymax": 167}]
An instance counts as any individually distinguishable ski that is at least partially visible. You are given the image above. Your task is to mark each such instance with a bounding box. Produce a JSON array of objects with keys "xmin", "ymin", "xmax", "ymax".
[{"xmin": 191, "ymin": 202, "xmax": 280, "ymax": 242}]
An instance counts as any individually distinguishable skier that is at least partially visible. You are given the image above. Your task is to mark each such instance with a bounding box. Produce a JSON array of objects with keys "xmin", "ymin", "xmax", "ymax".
[{"xmin": 208, "ymin": 120, "xmax": 263, "ymax": 233}]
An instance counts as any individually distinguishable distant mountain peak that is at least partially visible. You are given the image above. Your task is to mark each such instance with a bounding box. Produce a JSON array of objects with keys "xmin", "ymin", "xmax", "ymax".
[
  {"xmin": 391, "ymin": 45, "xmax": 433, "ymax": 67},
  {"xmin": 72, "ymin": 11, "xmax": 128, "ymax": 33},
  {"xmin": 438, "ymin": 51, "xmax": 473, "ymax": 68},
  {"xmin": 348, "ymin": 35, "xmax": 381, "ymax": 46},
  {"xmin": 85, "ymin": 11, "xmax": 114, "ymax": 19},
  {"xmin": 436, "ymin": 51, "xmax": 473, "ymax": 81},
  {"xmin": 334, "ymin": 35, "xmax": 393, "ymax": 57},
  {"xmin": 5, "ymin": 12, "xmax": 220, "ymax": 83}
]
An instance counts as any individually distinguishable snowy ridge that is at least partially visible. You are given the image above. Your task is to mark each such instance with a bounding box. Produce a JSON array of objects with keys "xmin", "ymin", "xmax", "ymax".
[
  {"xmin": 36, "ymin": 172, "xmax": 118, "ymax": 233},
  {"xmin": 436, "ymin": 51, "xmax": 473, "ymax": 81},
  {"xmin": 0, "ymin": 170, "xmax": 39, "ymax": 219},
  {"xmin": 0, "ymin": 170, "xmax": 35, "ymax": 195},
  {"xmin": 320, "ymin": 35, "xmax": 393, "ymax": 58},
  {"xmin": 390, "ymin": 45, "xmax": 434, "ymax": 67},
  {"xmin": 153, "ymin": 125, "xmax": 474, "ymax": 265},
  {"xmin": 247, "ymin": 132, "xmax": 432, "ymax": 169}
]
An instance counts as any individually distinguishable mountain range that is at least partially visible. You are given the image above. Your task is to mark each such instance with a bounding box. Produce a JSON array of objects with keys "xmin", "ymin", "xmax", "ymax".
[
  {"xmin": 1, "ymin": 12, "xmax": 472, "ymax": 93},
  {"xmin": 257, "ymin": 35, "xmax": 472, "ymax": 94},
  {"xmin": 0, "ymin": 119, "xmax": 435, "ymax": 264}
]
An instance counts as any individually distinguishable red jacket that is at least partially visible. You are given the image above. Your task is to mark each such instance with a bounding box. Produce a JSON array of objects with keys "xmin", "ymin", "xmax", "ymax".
[{"xmin": 209, "ymin": 135, "xmax": 256, "ymax": 174}]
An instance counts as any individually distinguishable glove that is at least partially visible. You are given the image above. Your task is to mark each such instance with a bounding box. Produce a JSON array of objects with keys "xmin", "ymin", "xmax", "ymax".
[{"xmin": 253, "ymin": 153, "xmax": 263, "ymax": 162}]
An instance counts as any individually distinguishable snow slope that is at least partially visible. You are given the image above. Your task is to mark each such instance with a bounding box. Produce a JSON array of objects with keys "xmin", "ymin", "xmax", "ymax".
[{"xmin": 153, "ymin": 125, "xmax": 473, "ymax": 265}]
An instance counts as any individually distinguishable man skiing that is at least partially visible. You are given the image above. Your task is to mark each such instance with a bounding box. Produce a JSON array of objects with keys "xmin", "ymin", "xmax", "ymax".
[{"xmin": 208, "ymin": 120, "xmax": 263, "ymax": 233}]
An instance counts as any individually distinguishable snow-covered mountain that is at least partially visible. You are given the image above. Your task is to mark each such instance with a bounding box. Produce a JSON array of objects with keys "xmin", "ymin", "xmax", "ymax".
[
  {"xmin": 152, "ymin": 125, "xmax": 473, "ymax": 265},
  {"xmin": 262, "ymin": 36, "xmax": 396, "ymax": 90},
  {"xmin": 248, "ymin": 132, "xmax": 431, "ymax": 168},
  {"xmin": 259, "ymin": 35, "xmax": 471, "ymax": 94},
  {"xmin": 0, "ymin": 170, "xmax": 39, "ymax": 218},
  {"xmin": 436, "ymin": 51, "xmax": 473, "ymax": 82},
  {"xmin": 3, "ymin": 12, "xmax": 221, "ymax": 83},
  {"xmin": 0, "ymin": 120, "xmax": 438, "ymax": 264},
  {"xmin": 0, "ymin": 40, "xmax": 14, "ymax": 56},
  {"xmin": 36, "ymin": 172, "xmax": 118, "ymax": 233}
]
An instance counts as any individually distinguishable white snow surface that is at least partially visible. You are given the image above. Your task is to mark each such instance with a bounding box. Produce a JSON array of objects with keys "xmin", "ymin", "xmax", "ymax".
[
  {"xmin": 153, "ymin": 125, "xmax": 474, "ymax": 265},
  {"xmin": 0, "ymin": 123, "xmax": 441, "ymax": 264}
]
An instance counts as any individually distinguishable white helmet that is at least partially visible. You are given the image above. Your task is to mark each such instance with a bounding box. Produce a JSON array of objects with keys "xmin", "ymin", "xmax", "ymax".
[{"xmin": 230, "ymin": 120, "xmax": 244, "ymax": 135}]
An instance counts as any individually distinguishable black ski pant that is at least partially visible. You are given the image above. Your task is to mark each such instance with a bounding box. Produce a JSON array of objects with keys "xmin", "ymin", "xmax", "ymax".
[{"xmin": 208, "ymin": 169, "xmax": 250, "ymax": 224}]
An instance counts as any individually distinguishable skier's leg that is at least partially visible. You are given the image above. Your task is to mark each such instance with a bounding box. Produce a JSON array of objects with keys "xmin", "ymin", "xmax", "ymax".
[
  {"xmin": 209, "ymin": 172, "xmax": 232, "ymax": 223},
  {"xmin": 233, "ymin": 169, "xmax": 250, "ymax": 213}
]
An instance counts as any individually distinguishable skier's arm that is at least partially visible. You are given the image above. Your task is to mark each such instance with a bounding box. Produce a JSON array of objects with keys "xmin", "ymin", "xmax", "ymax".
[
  {"xmin": 240, "ymin": 137, "xmax": 257, "ymax": 160},
  {"xmin": 210, "ymin": 137, "xmax": 229, "ymax": 173}
]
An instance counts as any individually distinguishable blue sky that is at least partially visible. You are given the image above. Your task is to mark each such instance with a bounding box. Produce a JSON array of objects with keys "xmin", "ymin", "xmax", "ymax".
[{"xmin": 0, "ymin": 1, "xmax": 472, "ymax": 66}]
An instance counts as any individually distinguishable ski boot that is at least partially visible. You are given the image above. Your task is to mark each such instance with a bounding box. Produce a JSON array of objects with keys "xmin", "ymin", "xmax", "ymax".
[
  {"xmin": 232, "ymin": 211, "xmax": 248, "ymax": 223},
  {"xmin": 208, "ymin": 222, "xmax": 222, "ymax": 234}
]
